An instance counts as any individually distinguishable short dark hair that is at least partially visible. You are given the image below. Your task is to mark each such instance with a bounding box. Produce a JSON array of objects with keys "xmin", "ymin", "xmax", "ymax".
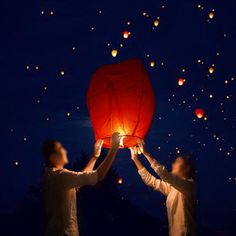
[
  {"xmin": 179, "ymin": 154, "xmax": 195, "ymax": 179},
  {"xmin": 41, "ymin": 140, "xmax": 58, "ymax": 166}
]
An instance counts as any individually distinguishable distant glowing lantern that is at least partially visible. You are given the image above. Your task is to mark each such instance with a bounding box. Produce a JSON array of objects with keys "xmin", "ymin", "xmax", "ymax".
[
  {"xmin": 87, "ymin": 59, "xmax": 155, "ymax": 148},
  {"xmin": 208, "ymin": 12, "xmax": 214, "ymax": 19},
  {"xmin": 154, "ymin": 20, "xmax": 159, "ymax": 27},
  {"xmin": 195, "ymin": 108, "xmax": 205, "ymax": 119},
  {"xmin": 178, "ymin": 78, "xmax": 186, "ymax": 86},
  {"xmin": 209, "ymin": 67, "xmax": 214, "ymax": 74},
  {"xmin": 111, "ymin": 49, "xmax": 118, "ymax": 57},
  {"xmin": 117, "ymin": 177, "xmax": 123, "ymax": 184},
  {"xmin": 150, "ymin": 61, "xmax": 155, "ymax": 67},
  {"xmin": 123, "ymin": 31, "xmax": 131, "ymax": 39}
]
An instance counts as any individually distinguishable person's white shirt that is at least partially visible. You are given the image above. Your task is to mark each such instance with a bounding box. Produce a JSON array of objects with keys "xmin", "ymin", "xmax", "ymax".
[
  {"xmin": 42, "ymin": 167, "xmax": 98, "ymax": 236},
  {"xmin": 138, "ymin": 160, "xmax": 197, "ymax": 236}
]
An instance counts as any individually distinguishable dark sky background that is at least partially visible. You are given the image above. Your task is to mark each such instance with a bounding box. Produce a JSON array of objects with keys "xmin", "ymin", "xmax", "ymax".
[{"xmin": 1, "ymin": 0, "xmax": 236, "ymax": 231}]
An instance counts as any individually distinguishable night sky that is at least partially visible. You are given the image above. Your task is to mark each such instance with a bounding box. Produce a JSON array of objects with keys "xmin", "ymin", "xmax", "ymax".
[{"xmin": 1, "ymin": 0, "xmax": 236, "ymax": 231}]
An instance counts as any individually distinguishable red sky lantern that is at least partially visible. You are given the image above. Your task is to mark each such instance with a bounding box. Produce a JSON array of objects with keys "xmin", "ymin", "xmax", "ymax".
[
  {"xmin": 195, "ymin": 108, "xmax": 205, "ymax": 119},
  {"xmin": 87, "ymin": 59, "xmax": 155, "ymax": 148},
  {"xmin": 117, "ymin": 177, "xmax": 123, "ymax": 185},
  {"xmin": 178, "ymin": 77, "xmax": 185, "ymax": 86},
  {"xmin": 123, "ymin": 31, "xmax": 131, "ymax": 39}
]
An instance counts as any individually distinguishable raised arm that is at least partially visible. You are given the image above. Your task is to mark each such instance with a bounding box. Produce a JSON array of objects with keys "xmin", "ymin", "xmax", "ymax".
[
  {"xmin": 130, "ymin": 147, "xmax": 171, "ymax": 196},
  {"xmin": 138, "ymin": 140, "xmax": 194, "ymax": 195},
  {"xmin": 59, "ymin": 133, "xmax": 121, "ymax": 189},
  {"xmin": 96, "ymin": 132, "xmax": 121, "ymax": 182},
  {"xmin": 82, "ymin": 139, "xmax": 104, "ymax": 172}
]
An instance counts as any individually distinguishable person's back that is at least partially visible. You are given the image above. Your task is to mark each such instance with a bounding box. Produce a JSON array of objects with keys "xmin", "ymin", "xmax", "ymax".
[
  {"xmin": 43, "ymin": 168, "xmax": 98, "ymax": 236},
  {"xmin": 130, "ymin": 141, "xmax": 197, "ymax": 236},
  {"xmin": 165, "ymin": 179, "xmax": 196, "ymax": 236}
]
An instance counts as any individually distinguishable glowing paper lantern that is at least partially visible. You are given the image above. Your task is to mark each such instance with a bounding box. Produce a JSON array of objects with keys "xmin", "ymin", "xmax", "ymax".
[
  {"xmin": 123, "ymin": 31, "xmax": 131, "ymax": 39},
  {"xmin": 87, "ymin": 59, "xmax": 155, "ymax": 148},
  {"xmin": 208, "ymin": 12, "xmax": 214, "ymax": 19},
  {"xmin": 178, "ymin": 78, "xmax": 186, "ymax": 86},
  {"xmin": 195, "ymin": 108, "xmax": 205, "ymax": 119},
  {"xmin": 111, "ymin": 49, "xmax": 118, "ymax": 57},
  {"xmin": 209, "ymin": 67, "xmax": 214, "ymax": 74},
  {"xmin": 117, "ymin": 177, "xmax": 123, "ymax": 184},
  {"xmin": 154, "ymin": 20, "xmax": 159, "ymax": 27},
  {"xmin": 150, "ymin": 61, "xmax": 155, "ymax": 67}
]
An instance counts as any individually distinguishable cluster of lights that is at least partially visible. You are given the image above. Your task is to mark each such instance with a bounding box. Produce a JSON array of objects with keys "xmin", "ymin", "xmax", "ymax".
[
  {"xmin": 41, "ymin": 10, "xmax": 54, "ymax": 16},
  {"xmin": 26, "ymin": 65, "xmax": 39, "ymax": 71}
]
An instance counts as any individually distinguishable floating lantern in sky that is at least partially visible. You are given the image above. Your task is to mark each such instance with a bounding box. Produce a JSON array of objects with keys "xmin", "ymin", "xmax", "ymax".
[
  {"xmin": 178, "ymin": 78, "xmax": 186, "ymax": 86},
  {"xmin": 150, "ymin": 61, "xmax": 155, "ymax": 67},
  {"xmin": 87, "ymin": 59, "xmax": 155, "ymax": 148},
  {"xmin": 209, "ymin": 67, "xmax": 214, "ymax": 74},
  {"xmin": 117, "ymin": 177, "xmax": 123, "ymax": 185},
  {"xmin": 60, "ymin": 70, "xmax": 65, "ymax": 76},
  {"xmin": 123, "ymin": 31, "xmax": 131, "ymax": 39},
  {"xmin": 195, "ymin": 108, "xmax": 205, "ymax": 119},
  {"xmin": 154, "ymin": 19, "xmax": 160, "ymax": 27},
  {"xmin": 111, "ymin": 49, "xmax": 118, "ymax": 57},
  {"xmin": 208, "ymin": 12, "xmax": 214, "ymax": 19}
]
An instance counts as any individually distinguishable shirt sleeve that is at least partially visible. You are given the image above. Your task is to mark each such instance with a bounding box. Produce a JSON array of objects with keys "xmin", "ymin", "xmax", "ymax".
[
  {"xmin": 58, "ymin": 169, "xmax": 98, "ymax": 189},
  {"xmin": 150, "ymin": 160, "xmax": 194, "ymax": 195},
  {"xmin": 138, "ymin": 168, "xmax": 171, "ymax": 196}
]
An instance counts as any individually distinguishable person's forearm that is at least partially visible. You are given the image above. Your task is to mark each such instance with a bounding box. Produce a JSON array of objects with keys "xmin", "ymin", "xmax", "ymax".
[
  {"xmin": 133, "ymin": 158, "xmax": 145, "ymax": 170},
  {"xmin": 143, "ymin": 151, "xmax": 156, "ymax": 165},
  {"xmin": 97, "ymin": 148, "xmax": 118, "ymax": 181},
  {"xmin": 82, "ymin": 156, "xmax": 97, "ymax": 172}
]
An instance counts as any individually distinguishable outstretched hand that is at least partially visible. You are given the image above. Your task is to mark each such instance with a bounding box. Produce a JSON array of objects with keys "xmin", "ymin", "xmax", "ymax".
[
  {"xmin": 129, "ymin": 146, "xmax": 138, "ymax": 161},
  {"xmin": 137, "ymin": 139, "xmax": 147, "ymax": 155},
  {"xmin": 94, "ymin": 139, "xmax": 104, "ymax": 158}
]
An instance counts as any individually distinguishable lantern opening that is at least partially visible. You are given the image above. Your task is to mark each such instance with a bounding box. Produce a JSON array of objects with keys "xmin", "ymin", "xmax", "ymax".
[{"xmin": 101, "ymin": 135, "xmax": 141, "ymax": 148}]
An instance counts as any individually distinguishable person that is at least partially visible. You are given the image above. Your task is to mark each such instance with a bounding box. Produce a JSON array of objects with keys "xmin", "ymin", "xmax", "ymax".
[
  {"xmin": 130, "ymin": 140, "xmax": 197, "ymax": 236},
  {"xmin": 42, "ymin": 133, "xmax": 121, "ymax": 236}
]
